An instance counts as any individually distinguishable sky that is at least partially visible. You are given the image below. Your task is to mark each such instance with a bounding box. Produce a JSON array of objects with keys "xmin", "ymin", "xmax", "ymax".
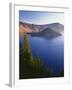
[{"xmin": 19, "ymin": 10, "xmax": 64, "ymax": 25}]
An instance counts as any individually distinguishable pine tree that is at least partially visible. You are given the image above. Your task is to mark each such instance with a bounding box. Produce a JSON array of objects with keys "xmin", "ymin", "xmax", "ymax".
[{"xmin": 23, "ymin": 34, "xmax": 33, "ymax": 62}]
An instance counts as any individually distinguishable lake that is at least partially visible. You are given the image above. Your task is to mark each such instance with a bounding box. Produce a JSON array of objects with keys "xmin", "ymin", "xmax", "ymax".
[{"xmin": 20, "ymin": 35, "xmax": 64, "ymax": 76}]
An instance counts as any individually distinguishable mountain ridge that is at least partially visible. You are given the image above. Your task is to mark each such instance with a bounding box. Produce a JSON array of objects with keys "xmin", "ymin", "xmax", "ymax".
[{"xmin": 19, "ymin": 22, "xmax": 64, "ymax": 38}]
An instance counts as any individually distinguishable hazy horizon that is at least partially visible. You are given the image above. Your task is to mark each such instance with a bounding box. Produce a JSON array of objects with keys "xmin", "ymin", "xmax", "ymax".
[{"xmin": 19, "ymin": 10, "xmax": 64, "ymax": 25}]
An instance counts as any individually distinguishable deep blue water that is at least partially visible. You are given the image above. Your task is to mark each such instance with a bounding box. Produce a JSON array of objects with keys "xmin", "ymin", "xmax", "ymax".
[{"xmin": 20, "ymin": 35, "xmax": 64, "ymax": 76}]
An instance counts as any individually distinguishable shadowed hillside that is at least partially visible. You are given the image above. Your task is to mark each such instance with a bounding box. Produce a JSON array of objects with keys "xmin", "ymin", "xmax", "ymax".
[{"xmin": 30, "ymin": 28, "xmax": 62, "ymax": 39}]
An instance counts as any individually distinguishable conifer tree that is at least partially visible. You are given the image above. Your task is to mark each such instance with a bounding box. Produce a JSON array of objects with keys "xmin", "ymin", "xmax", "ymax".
[{"xmin": 23, "ymin": 34, "xmax": 33, "ymax": 62}]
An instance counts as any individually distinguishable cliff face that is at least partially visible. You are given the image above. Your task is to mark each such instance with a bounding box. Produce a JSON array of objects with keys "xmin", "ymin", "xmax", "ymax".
[{"xmin": 19, "ymin": 22, "xmax": 64, "ymax": 37}]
